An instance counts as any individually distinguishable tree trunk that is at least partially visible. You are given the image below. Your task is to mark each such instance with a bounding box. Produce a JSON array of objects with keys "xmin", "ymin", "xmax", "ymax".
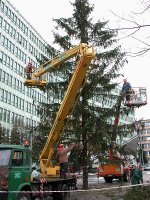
[
  {"xmin": 82, "ymin": 131, "xmax": 88, "ymax": 189},
  {"xmin": 81, "ymin": 92, "xmax": 89, "ymax": 190}
]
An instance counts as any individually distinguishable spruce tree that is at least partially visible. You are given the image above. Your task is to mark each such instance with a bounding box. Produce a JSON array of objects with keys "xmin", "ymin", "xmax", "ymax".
[
  {"xmin": 10, "ymin": 117, "xmax": 26, "ymax": 145},
  {"xmin": 0, "ymin": 124, "xmax": 9, "ymax": 144},
  {"xmin": 36, "ymin": 0, "xmax": 132, "ymax": 189}
]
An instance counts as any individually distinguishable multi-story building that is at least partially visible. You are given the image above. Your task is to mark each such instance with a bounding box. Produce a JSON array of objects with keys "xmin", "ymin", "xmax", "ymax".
[
  {"xmin": 138, "ymin": 119, "xmax": 150, "ymax": 165},
  {"xmin": 0, "ymin": 0, "xmax": 52, "ymax": 135}
]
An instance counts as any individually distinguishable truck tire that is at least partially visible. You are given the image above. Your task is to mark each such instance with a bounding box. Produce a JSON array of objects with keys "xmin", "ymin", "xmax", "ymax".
[
  {"xmin": 31, "ymin": 197, "xmax": 36, "ymax": 200},
  {"xmin": 52, "ymin": 184, "xmax": 70, "ymax": 200},
  {"xmin": 123, "ymin": 172, "xmax": 129, "ymax": 182},
  {"xmin": 60, "ymin": 184, "xmax": 70, "ymax": 200},
  {"xmin": 104, "ymin": 177, "xmax": 113, "ymax": 183},
  {"xmin": 17, "ymin": 192, "xmax": 31, "ymax": 200}
]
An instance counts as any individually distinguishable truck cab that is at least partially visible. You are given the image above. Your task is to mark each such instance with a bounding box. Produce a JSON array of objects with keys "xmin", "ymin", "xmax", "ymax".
[{"xmin": 0, "ymin": 144, "xmax": 31, "ymax": 200}]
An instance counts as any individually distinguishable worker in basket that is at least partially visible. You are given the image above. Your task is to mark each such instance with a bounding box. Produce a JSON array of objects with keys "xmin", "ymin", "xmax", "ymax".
[
  {"xmin": 121, "ymin": 78, "xmax": 132, "ymax": 102},
  {"xmin": 25, "ymin": 61, "xmax": 34, "ymax": 79},
  {"xmin": 56, "ymin": 143, "xmax": 77, "ymax": 178}
]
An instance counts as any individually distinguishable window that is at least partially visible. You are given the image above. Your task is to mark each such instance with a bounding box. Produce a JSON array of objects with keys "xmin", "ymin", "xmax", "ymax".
[
  {"xmin": 14, "ymin": 15, "xmax": 17, "ymax": 24},
  {"xmin": 17, "ymin": 18, "xmax": 20, "ymax": 27},
  {"xmin": 5, "ymin": 73, "xmax": 9, "ymax": 84},
  {"xmin": 1, "ymin": 70, "xmax": 5, "ymax": 82},
  {"xmin": 0, "ymin": 16, "xmax": 2, "ymax": 27},
  {"xmin": 8, "ymin": 40, "xmax": 11, "ymax": 51},
  {"xmin": 0, "ymin": 69, "xmax": 2, "ymax": 81},
  {"xmin": 0, "ymin": 107, "xmax": 3, "ymax": 121},
  {"xmin": 26, "ymin": 102, "xmax": 28, "ymax": 112},
  {"xmin": 15, "ymin": 96, "xmax": 18, "ymax": 107},
  {"xmin": 16, "ymin": 79, "xmax": 19, "ymax": 90},
  {"xmin": 3, "ymin": 109, "xmax": 7, "ymax": 122},
  {"xmin": 0, "ymin": 51, "xmax": 2, "ymax": 63},
  {"xmin": 6, "ymin": 22, "xmax": 9, "ymax": 33},
  {"xmin": 24, "ymin": 151, "xmax": 30, "ymax": 166},
  {"xmin": 8, "ymin": 92, "xmax": 11, "ymax": 104},
  {"xmin": 0, "ymin": 89, "xmax": 4, "ymax": 101},
  {"xmin": 5, "ymin": 38, "xmax": 8, "ymax": 48},
  {"xmin": 1, "ymin": 35, "xmax": 5, "ymax": 46},
  {"xmin": 21, "ymin": 99, "xmax": 24, "ymax": 110},
  {"xmin": 1, "ymin": 2, "xmax": 4, "ymax": 12},
  {"xmin": 9, "ymin": 26, "xmax": 13, "ymax": 36},
  {"xmin": 24, "ymin": 40, "xmax": 27, "ymax": 49},
  {"xmin": 12, "ymin": 94, "xmax": 15, "ymax": 106},
  {"xmin": 14, "ymin": 62, "xmax": 17, "ymax": 72},
  {"xmin": 12, "ymin": 151, "xmax": 23, "ymax": 166},
  {"xmin": 0, "ymin": 150, "xmax": 11, "ymax": 166},
  {"xmin": 18, "ymin": 98, "xmax": 21, "ymax": 109},
  {"xmin": 11, "ymin": 112, "xmax": 14, "ymax": 123},
  {"xmin": 12, "ymin": 29, "xmax": 16, "ymax": 39},
  {"xmin": 11, "ymin": 11, "xmax": 14, "ymax": 21},
  {"xmin": 3, "ymin": 54, "xmax": 6, "ymax": 65},
  {"xmin": 15, "ymin": 47, "xmax": 18, "ymax": 57},
  {"xmin": 7, "ymin": 111, "xmax": 10, "ymax": 123},
  {"xmin": 20, "ymin": 21, "xmax": 23, "ymax": 30},
  {"xmin": 24, "ymin": 25, "xmax": 28, "ymax": 35},
  {"xmin": 6, "ymin": 56, "xmax": 10, "ymax": 67},
  {"xmin": 2, "ymin": 20, "xmax": 6, "ymax": 30},
  {"xmin": 29, "ymin": 103, "xmax": 31, "ymax": 113},
  {"xmin": 22, "ymin": 84, "xmax": 25, "ymax": 93},
  {"xmin": 16, "ymin": 32, "xmax": 19, "ymax": 42},
  {"xmin": 13, "ymin": 78, "xmax": 16, "ymax": 88},
  {"xmin": 10, "ymin": 59, "xmax": 13, "ymax": 69},
  {"xmin": 4, "ymin": 90, "xmax": 8, "ymax": 103},
  {"xmin": 4, "ymin": 5, "xmax": 8, "ymax": 15}
]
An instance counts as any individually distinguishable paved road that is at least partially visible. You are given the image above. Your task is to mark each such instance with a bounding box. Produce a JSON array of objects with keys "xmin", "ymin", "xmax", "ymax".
[{"xmin": 37, "ymin": 171, "xmax": 150, "ymax": 199}]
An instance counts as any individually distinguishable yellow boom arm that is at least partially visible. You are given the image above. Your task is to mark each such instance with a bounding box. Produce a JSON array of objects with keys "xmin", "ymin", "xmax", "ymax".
[{"xmin": 24, "ymin": 43, "xmax": 95, "ymax": 176}]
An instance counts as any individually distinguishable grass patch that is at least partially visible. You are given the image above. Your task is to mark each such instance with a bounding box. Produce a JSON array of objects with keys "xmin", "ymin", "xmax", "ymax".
[{"xmin": 123, "ymin": 186, "xmax": 150, "ymax": 200}]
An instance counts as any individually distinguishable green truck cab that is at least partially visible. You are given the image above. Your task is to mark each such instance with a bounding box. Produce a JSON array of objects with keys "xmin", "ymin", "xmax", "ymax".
[
  {"xmin": 0, "ymin": 144, "xmax": 32, "ymax": 200},
  {"xmin": 0, "ymin": 144, "xmax": 77, "ymax": 200}
]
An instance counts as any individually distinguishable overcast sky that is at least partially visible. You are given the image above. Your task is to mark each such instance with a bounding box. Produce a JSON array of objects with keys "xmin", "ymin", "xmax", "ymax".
[{"xmin": 9, "ymin": 0, "xmax": 150, "ymax": 120}]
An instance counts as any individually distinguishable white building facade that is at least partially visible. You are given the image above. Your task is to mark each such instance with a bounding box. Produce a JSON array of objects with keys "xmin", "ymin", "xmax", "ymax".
[
  {"xmin": 0, "ymin": 0, "xmax": 51, "ymax": 135},
  {"xmin": 138, "ymin": 119, "xmax": 150, "ymax": 165}
]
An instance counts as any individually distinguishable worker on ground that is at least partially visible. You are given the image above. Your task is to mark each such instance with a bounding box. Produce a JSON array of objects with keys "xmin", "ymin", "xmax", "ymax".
[
  {"xmin": 31, "ymin": 166, "xmax": 46, "ymax": 184},
  {"xmin": 137, "ymin": 164, "xmax": 143, "ymax": 184},
  {"xmin": 121, "ymin": 78, "xmax": 131, "ymax": 102},
  {"xmin": 130, "ymin": 164, "xmax": 140, "ymax": 191},
  {"xmin": 25, "ymin": 62, "xmax": 33, "ymax": 79},
  {"xmin": 56, "ymin": 143, "xmax": 77, "ymax": 178},
  {"xmin": 31, "ymin": 166, "xmax": 41, "ymax": 182}
]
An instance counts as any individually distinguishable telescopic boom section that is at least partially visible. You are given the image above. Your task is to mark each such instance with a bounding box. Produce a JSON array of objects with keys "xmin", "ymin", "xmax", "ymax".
[
  {"xmin": 24, "ymin": 43, "xmax": 94, "ymax": 89},
  {"xmin": 24, "ymin": 43, "xmax": 95, "ymax": 176},
  {"xmin": 40, "ymin": 45, "xmax": 95, "ymax": 175},
  {"xmin": 108, "ymin": 94, "xmax": 123, "ymax": 160}
]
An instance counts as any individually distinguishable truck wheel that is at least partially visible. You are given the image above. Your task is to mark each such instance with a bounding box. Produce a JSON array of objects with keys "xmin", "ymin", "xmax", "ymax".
[
  {"xmin": 104, "ymin": 177, "xmax": 113, "ymax": 183},
  {"xmin": 123, "ymin": 172, "xmax": 129, "ymax": 182},
  {"xmin": 31, "ymin": 197, "xmax": 36, "ymax": 200},
  {"xmin": 60, "ymin": 184, "xmax": 70, "ymax": 200},
  {"xmin": 17, "ymin": 192, "xmax": 31, "ymax": 200},
  {"xmin": 52, "ymin": 184, "xmax": 70, "ymax": 200}
]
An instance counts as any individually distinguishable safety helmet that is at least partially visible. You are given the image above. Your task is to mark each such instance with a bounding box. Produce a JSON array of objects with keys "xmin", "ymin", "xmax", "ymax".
[
  {"xmin": 32, "ymin": 164, "xmax": 37, "ymax": 170},
  {"xmin": 131, "ymin": 164, "xmax": 136, "ymax": 167},
  {"xmin": 57, "ymin": 144, "xmax": 64, "ymax": 150},
  {"xmin": 28, "ymin": 62, "xmax": 32, "ymax": 66}
]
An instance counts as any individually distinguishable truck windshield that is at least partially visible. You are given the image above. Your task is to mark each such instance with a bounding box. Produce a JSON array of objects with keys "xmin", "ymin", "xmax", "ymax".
[{"xmin": 0, "ymin": 150, "xmax": 11, "ymax": 166}]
